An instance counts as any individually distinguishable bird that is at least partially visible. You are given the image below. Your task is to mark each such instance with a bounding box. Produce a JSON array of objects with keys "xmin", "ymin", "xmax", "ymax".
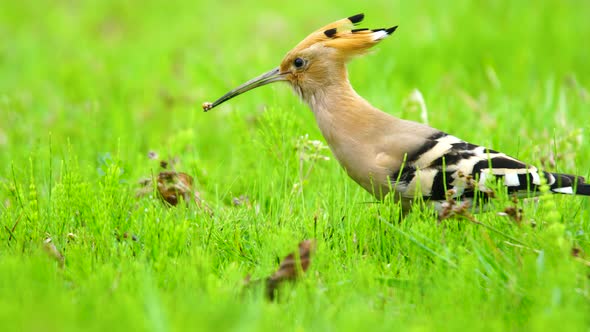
[{"xmin": 202, "ymin": 13, "xmax": 590, "ymax": 212}]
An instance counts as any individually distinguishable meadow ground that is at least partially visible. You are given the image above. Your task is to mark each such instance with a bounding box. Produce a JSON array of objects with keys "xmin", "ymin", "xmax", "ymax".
[{"xmin": 1, "ymin": 1, "xmax": 590, "ymax": 331}]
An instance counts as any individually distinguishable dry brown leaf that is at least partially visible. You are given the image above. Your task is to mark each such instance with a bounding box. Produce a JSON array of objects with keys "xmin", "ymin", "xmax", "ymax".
[
  {"xmin": 572, "ymin": 247, "xmax": 582, "ymax": 258},
  {"xmin": 5, "ymin": 214, "xmax": 21, "ymax": 243},
  {"xmin": 157, "ymin": 171, "xmax": 194, "ymax": 206},
  {"xmin": 244, "ymin": 239, "xmax": 316, "ymax": 300},
  {"xmin": 439, "ymin": 189, "xmax": 473, "ymax": 221},
  {"xmin": 497, "ymin": 195, "xmax": 523, "ymax": 225},
  {"xmin": 156, "ymin": 170, "xmax": 213, "ymax": 213},
  {"xmin": 43, "ymin": 237, "xmax": 64, "ymax": 268},
  {"xmin": 271, "ymin": 240, "xmax": 315, "ymax": 279},
  {"xmin": 136, "ymin": 155, "xmax": 212, "ymax": 214},
  {"xmin": 571, "ymin": 247, "xmax": 590, "ymax": 267},
  {"xmin": 500, "ymin": 207, "xmax": 523, "ymax": 224}
]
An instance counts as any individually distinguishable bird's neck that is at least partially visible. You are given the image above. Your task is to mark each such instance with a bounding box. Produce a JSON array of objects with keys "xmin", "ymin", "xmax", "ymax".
[
  {"xmin": 298, "ymin": 69, "xmax": 404, "ymax": 192},
  {"xmin": 300, "ymin": 71, "xmax": 391, "ymax": 147}
]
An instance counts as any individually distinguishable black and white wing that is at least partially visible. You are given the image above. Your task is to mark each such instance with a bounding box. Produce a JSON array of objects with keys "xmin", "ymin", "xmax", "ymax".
[{"xmin": 393, "ymin": 131, "xmax": 590, "ymax": 202}]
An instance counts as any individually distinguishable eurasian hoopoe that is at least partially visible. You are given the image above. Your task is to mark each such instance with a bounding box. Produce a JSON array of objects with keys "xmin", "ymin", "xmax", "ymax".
[{"xmin": 203, "ymin": 14, "xmax": 590, "ymax": 211}]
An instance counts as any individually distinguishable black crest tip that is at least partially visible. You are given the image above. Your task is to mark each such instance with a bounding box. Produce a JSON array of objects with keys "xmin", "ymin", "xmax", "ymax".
[
  {"xmin": 385, "ymin": 26, "xmax": 398, "ymax": 34},
  {"xmin": 324, "ymin": 28, "xmax": 337, "ymax": 38},
  {"xmin": 348, "ymin": 13, "xmax": 364, "ymax": 24}
]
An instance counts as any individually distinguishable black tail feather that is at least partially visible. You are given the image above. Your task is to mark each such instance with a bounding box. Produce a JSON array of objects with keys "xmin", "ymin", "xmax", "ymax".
[
  {"xmin": 549, "ymin": 172, "xmax": 590, "ymax": 196},
  {"xmin": 577, "ymin": 184, "xmax": 590, "ymax": 196}
]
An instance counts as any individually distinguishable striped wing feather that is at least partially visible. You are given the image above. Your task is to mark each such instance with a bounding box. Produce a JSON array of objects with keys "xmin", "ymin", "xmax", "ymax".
[{"xmin": 393, "ymin": 132, "xmax": 589, "ymax": 201}]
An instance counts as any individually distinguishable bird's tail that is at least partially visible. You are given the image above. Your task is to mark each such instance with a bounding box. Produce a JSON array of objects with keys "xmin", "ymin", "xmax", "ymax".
[
  {"xmin": 548, "ymin": 172, "xmax": 590, "ymax": 196},
  {"xmin": 576, "ymin": 183, "xmax": 590, "ymax": 195}
]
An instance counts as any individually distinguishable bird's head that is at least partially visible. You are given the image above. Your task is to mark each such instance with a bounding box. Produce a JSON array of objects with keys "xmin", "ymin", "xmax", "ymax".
[{"xmin": 203, "ymin": 14, "xmax": 397, "ymax": 111}]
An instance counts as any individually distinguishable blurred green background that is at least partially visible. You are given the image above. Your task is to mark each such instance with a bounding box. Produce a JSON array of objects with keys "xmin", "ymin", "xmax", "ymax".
[{"xmin": 2, "ymin": 0, "xmax": 589, "ymax": 169}]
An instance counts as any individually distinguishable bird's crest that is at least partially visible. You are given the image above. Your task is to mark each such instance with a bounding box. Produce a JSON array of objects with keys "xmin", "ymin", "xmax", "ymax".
[
  {"xmin": 288, "ymin": 13, "xmax": 397, "ymax": 60},
  {"xmin": 202, "ymin": 14, "xmax": 398, "ymax": 112}
]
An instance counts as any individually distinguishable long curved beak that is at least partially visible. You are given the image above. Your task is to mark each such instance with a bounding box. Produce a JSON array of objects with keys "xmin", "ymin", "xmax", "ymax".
[{"xmin": 203, "ymin": 67, "xmax": 287, "ymax": 112}]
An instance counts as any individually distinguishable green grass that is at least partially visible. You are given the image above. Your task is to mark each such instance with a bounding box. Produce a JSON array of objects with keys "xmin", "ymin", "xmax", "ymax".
[{"xmin": 1, "ymin": 0, "xmax": 590, "ymax": 331}]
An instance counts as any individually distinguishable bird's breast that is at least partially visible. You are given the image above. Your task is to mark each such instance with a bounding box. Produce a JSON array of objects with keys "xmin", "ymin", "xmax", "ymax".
[{"xmin": 323, "ymin": 132, "xmax": 394, "ymax": 198}]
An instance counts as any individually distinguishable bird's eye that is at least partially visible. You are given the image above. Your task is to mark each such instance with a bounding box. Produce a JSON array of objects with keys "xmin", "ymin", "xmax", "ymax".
[{"xmin": 293, "ymin": 57, "xmax": 305, "ymax": 68}]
